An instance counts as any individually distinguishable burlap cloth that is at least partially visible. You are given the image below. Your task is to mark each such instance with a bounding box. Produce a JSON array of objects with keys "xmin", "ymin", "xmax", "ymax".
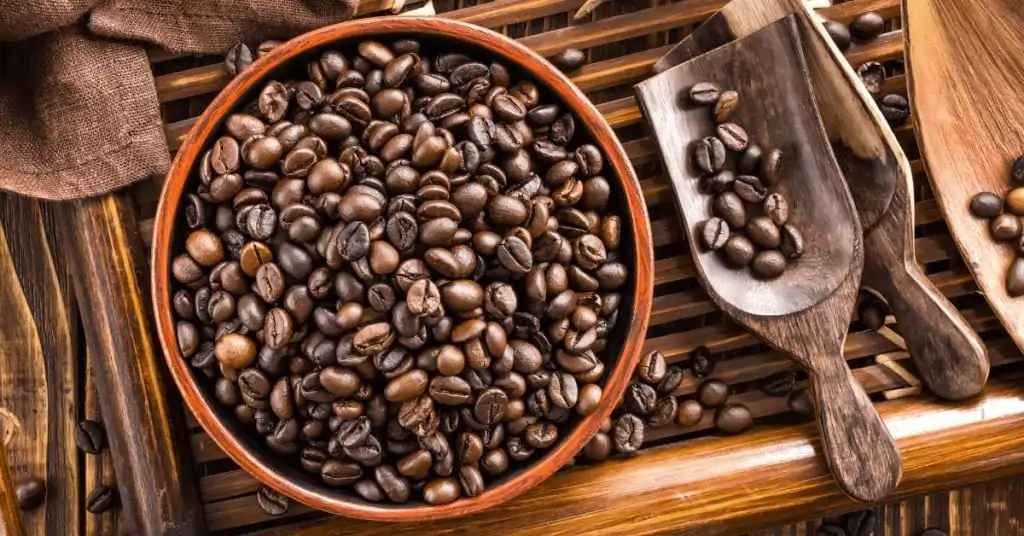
[{"xmin": 0, "ymin": 0, "xmax": 357, "ymax": 200}]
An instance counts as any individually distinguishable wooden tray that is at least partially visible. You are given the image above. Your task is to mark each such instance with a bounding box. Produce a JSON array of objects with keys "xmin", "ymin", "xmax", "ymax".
[{"xmin": 4, "ymin": 1, "xmax": 1024, "ymax": 535}]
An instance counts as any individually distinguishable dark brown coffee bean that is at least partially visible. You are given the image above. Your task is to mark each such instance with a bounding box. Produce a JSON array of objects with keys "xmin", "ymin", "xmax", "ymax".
[
  {"xmin": 688, "ymin": 82, "xmax": 720, "ymax": 106},
  {"xmin": 75, "ymin": 420, "xmax": 106, "ymax": 454},
  {"xmin": 698, "ymin": 379, "xmax": 729, "ymax": 407},
  {"xmin": 1012, "ymin": 155, "xmax": 1024, "ymax": 184},
  {"xmin": 86, "ymin": 485, "xmax": 117, "ymax": 514},
  {"xmin": 407, "ymin": 279, "xmax": 443, "ymax": 318},
  {"xmin": 991, "ymin": 213, "xmax": 1022, "ymax": 242},
  {"xmin": 761, "ymin": 148, "xmax": 783, "ymax": 187},
  {"xmin": 677, "ymin": 399, "xmax": 704, "ymax": 427},
  {"xmin": 746, "ymin": 216, "xmax": 781, "ymax": 249},
  {"xmin": 760, "ymin": 371, "xmax": 797, "ymax": 397},
  {"xmin": 496, "ymin": 236, "xmax": 532, "ymax": 275},
  {"xmin": 353, "ymin": 322, "xmax": 395, "ymax": 355},
  {"xmin": 648, "ymin": 396, "xmax": 678, "ymax": 428},
  {"xmin": 879, "ymin": 93, "xmax": 910, "ymax": 125},
  {"xmin": 780, "ymin": 224, "xmax": 805, "ymax": 259},
  {"xmin": 715, "ymin": 403, "xmax": 753, "ymax": 434},
  {"xmin": 722, "ymin": 235, "xmax": 755, "ymax": 267},
  {"xmin": 693, "ymin": 136, "xmax": 727, "ymax": 174},
  {"xmin": 625, "ymin": 381, "xmax": 657, "ymax": 415},
  {"xmin": 1008, "ymin": 258, "xmax": 1024, "ymax": 297},
  {"xmin": 637, "ymin": 350, "xmax": 667, "ymax": 385},
  {"xmin": 322, "ymin": 460, "xmax": 363, "ymax": 487},
  {"xmin": 972, "ymin": 191, "xmax": 1006, "ymax": 220},
  {"xmin": 701, "ymin": 217, "xmax": 730, "ymax": 251},
  {"xmin": 713, "ymin": 191, "xmax": 747, "ymax": 229},
  {"xmin": 15, "ymin": 477, "xmax": 45, "ymax": 510},
  {"xmin": 850, "ymin": 11, "xmax": 885, "ymax": 41},
  {"xmin": 256, "ymin": 486, "xmax": 289, "ymax": 516},
  {"xmin": 717, "ymin": 123, "xmax": 748, "ymax": 152},
  {"xmin": 549, "ymin": 48, "xmax": 586, "ymax": 71},
  {"xmin": 824, "ymin": 20, "xmax": 852, "ymax": 50},
  {"xmin": 734, "ymin": 175, "xmax": 767, "ymax": 203},
  {"xmin": 459, "ymin": 464, "xmax": 484, "ymax": 497},
  {"xmin": 264, "ymin": 308, "xmax": 293, "ymax": 350},
  {"xmin": 763, "ymin": 193, "xmax": 790, "ymax": 226},
  {"xmin": 224, "ymin": 43, "xmax": 253, "ymax": 76},
  {"xmin": 752, "ymin": 250, "xmax": 787, "ymax": 279},
  {"xmin": 613, "ymin": 414, "xmax": 644, "ymax": 454}
]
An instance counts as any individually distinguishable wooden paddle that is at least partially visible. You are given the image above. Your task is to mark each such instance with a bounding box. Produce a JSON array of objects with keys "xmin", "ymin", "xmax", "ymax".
[
  {"xmin": 903, "ymin": 0, "xmax": 1024, "ymax": 353},
  {"xmin": 635, "ymin": 16, "xmax": 901, "ymax": 503},
  {"xmin": 654, "ymin": 0, "xmax": 989, "ymax": 401}
]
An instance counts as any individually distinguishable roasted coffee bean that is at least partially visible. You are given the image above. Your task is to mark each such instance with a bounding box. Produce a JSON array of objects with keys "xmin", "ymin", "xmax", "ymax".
[
  {"xmin": 16, "ymin": 477, "xmax": 45, "ymax": 510},
  {"xmin": 991, "ymin": 213, "xmax": 1022, "ymax": 242},
  {"xmin": 856, "ymin": 61, "xmax": 886, "ymax": 94},
  {"xmin": 746, "ymin": 217, "xmax": 781, "ymax": 249},
  {"xmin": 549, "ymin": 48, "xmax": 586, "ymax": 71},
  {"xmin": 761, "ymin": 148, "xmax": 783, "ymax": 187},
  {"xmin": 75, "ymin": 420, "xmax": 107, "ymax": 454},
  {"xmin": 688, "ymin": 82, "xmax": 720, "ymax": 106},
  {"xmin": 637, "ymin": 350, "xmax": 667, "ymax": 384},
  {"xmin": 1007, "ymin": 187, "xmax": 1024, "ymax": 216},
  {"xmin": 879, "ymin": 94, "xmax": 910, "ymax": 125},
  {"xmin": 257, "ymin": 486, "xmax": 289, "ymax": 516},
  {"xmin": 824, "ymin": 20, "xmax": 852, "ymax": 50},
  {"xmin": 700, "ymin": 170, "xmax": 735, "ymax": 194},
  {"xmin": 713, "ymin": 191, "xmax": 747, "ymax": 229},
  {"xmin": 716, "ymin": 123, "xmax": 748, "ymax": 152},
  {"xmin": 714, "ymin": 90, "xmax": 740, "ymax": 123},
  {"xmin": 723, "ymin": 235, "xmax": 756, "ymax": 267},
  {"xmin": 734, "ymin": 175, "xmax": 767, "ymax": 203},
  {"xmin": 625, "ymin": 381, "xmax": 657, "ymax": 415},
  {"xmin": 224, "ymin": 43, "xmax": 253, "ymax": 76},
  {"xmin": 698, "ymin": 379, "xmax": 729, "ymax": 407},
  {"xmin": 649, "ymin": 396, "xmax": 678, "ymax": 428},
  {"xmin": 764, "ymin": 193, "xmax": 790, "ymax": 226},
  {"xmin": 780, "ymin": 224, "xmax": 805, "ymax": 259},
  {"xmin": 86, "ymin": 485, "xmax": 117, "ymax": 514},
  {"xmin": 850, "ymin": 11, "xmax": 885, "ymax": 41},
  {"xmin": 1012, "ymin": 155, "xmax": 1024, "ymax": 184},
  {"xmin": 677, "ymin": 399, "xmax": 704, "ymax": 427},
  {"xmin": 693, "ymin": 136, "xmax": 727, "ymax": 174},
  {"xmin": 1008, "ymin": 258, "xmax": 1024, "ymax": 297},
  {"xmin": 752, "ymin": 250, "xmax": 787, "ymax": 279},
  {"xmin": 759, "ymin": 371, "xmax": 797, "ymax": 397},
  {"xmin": 612, "ymin": 414, "xmax": 644, "ymax": 454},
  {"xmin": 715, "ymin": 403, "xmax": 753, "ymax": 434}
]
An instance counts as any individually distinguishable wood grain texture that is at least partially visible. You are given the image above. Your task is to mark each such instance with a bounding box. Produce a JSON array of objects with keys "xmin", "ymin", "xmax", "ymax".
[
  {"xmin": 0, "ymin": 195, "xmax": 79, "ymax": 536},
  {"xmin": 904, "ymin": 0, "xmax": 1024, "ymax": 351},
  {"xmin": 84, "ymin": 351, "xmax": 123, "ymax": 536},
  {"xmin": 58, "ymin": 192, "xmax": 205, "ymax": 536},
  {"xmin": 0, "ymin": 441, "xmax": 23, "ymax": 536},
  {"xmin": 656, "ymin": 0, "xmax": 987, "ymax": 401},
  {"xmin": 233, "ymin": 378, "xmax": 1024, "ymax": 536},
  {"xmin": 151, "ymin": 16, "xmax": 653, "ymax": 522},
  {"xmin": 637, "ymin": 17, "xmax": 900, "ymax": 502}
]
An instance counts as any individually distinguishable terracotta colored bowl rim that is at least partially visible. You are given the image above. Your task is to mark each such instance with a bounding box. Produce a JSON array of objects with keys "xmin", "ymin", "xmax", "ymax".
[{"xmin": 152, "ymin": 16, "xmax": 653, "ymax": 522}]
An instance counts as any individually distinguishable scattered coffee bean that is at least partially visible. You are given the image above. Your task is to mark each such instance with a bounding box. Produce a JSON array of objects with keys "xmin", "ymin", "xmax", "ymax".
[
  {"xmin": 715, "ymin": 403, "xmax": 753, "ymax": 434},
  {"xmin": 175, "ymin": 40, "xmax": 630, "ymax": 503},
  {"xmin": 734, "ymin": 175, "xmax": 767, "ymax": 203},
  {"xmin": 716, "ymin": 123, "xmax": 749, "ymax": 152},
  {"xmin": 1008, "ymin": 258, "xmax": 1024, "ymax": 297},
  {"xmin": 15, "ymin": 477, "xmax": 45, "ymax": 510},
  {"xmin": 850, "ymin": 11, "xmax": 885, "ymax": 41},
  {"xmin": 858, "ymin": 294, "xmax": 889, "ymax": 330},
  {"xmin": 842, "ymin": 508, "xmax": 877, "ymax": 536},
  {"xmin": 788, "ymin": 388, "xmax": 814, "ymax": 416},
  {"xmin": 761, "ymin": 148, "xmax": 783, "ymax": 187},
  {"xmin": 970, "ymin": 192, "xmax": 1003, "ymax": 218},
  {"xmin": 688, "ymin": 82, "xmax": 720, "ymax": 106},
  {"xmin": 1007, "ymin": 187, "xmax": 1024, "ymax": 215},
  {"xmin": 780, "ymin": 224, "xmax": 805, "ymax": 259},
  {"xmin": 751, "ymin": 250, "xmax": 787, "ymax": 279},
  {"xmin": 991, "ymin": 213, "xmax": 1022, "ymax": 242},
  {"xmin": 86, "ymin": 485, "xmax": 117, "ymax": 514},
  {"xmin": 879, "ymin": 94, "xmax": 909, "ymax": 125},
  {"xmin": 549, "ymin": 49, "xmax": 586, "ymax": 72},
  {"xmin": 75, "ymin": 420, "xmax": 107, "ymax": 454},
  {"xmin": 856, "ymin": 61, "xmax": 885, "ymax": 95},
  {"xmin": 224, "ymin": 43, "xmax": 253, "ymax": 77},
  {"xmin": 697, "ymin": 379, "xmax": 729, "ymax": 407},
  {"xmin": 759, "ymin": 371, "xmax": 797, "ymax": 397},
  {"xmin": 677, "ymin": 399, "xmax": 703, "ymax": 427},
  {"xmin": 723, "ymin": 235, "xmax": 756, "ymax": 267},
  {"xmin": 713, "ymin": 191, "xmax": 747, "ymax": 229},
  {"xmin": 690, "ymin": 346, "xmax": 716, "ymax": 378},
  {"xmin": 257, "ymin": 486, "xmax": 290, "ymax": 516},
  {"xmin": 824, "ymin": 20, "xmax": 852, "ymax": 50},
  {"xmin": 1013, "ymin": 155, "xmax": 1024, "ymax": 184},
  {"xmin": 764, "ymin": 193, "xmax": 789, "ymax": 226}
]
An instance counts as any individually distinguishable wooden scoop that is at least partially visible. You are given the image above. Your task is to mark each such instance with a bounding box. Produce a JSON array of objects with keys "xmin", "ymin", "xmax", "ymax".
[
  {"xmin": 655, "ymin": 0, "xmax": 988, "ymax": 401},
  {"xmin": 634, "ymin": 16, "xmax": 901, "ymax": 503},
  {"xmin": 904, "ymin": 0, "xmax": 1024, "ymax": 352}
]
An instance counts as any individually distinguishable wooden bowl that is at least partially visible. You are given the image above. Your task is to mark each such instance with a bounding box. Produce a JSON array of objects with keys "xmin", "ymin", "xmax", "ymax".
[{"xmin": 150, "ymin": 17, "xmax": 653, "ymax": 521}]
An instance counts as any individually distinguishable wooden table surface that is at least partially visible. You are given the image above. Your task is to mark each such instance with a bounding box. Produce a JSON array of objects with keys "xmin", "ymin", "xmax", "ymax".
[{"xmin": 2, "ymin": 0, "xmax": 1024, "ymax": 535}]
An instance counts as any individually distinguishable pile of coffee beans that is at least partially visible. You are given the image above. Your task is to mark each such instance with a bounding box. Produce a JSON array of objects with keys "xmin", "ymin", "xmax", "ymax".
[
  {"xmin": 684, "ymin": 82, "xmax": 804, "ymax": 279},
  {"xmin": 968, "ymin": 154, "xmax": 1024, "ymax": 296},
  {"xmin": 173, "ymin": 38, "xmax": 630, "ymax": 506},
  {"xmin": 823, "ymin": 11, "xmax": 886, "ymax": 52}
]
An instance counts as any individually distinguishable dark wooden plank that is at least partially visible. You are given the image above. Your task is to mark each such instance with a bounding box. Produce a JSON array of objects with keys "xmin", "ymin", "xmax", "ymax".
[
  {"xmin": 57, "ymin": 193, "xmax": 205, "ymax": 536},
  {"xmin": 0, "ymin": 194, "xmax": 79, "ymax": 536}
]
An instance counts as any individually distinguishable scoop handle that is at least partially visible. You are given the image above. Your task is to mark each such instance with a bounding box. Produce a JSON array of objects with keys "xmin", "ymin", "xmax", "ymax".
[
  {"xmin": 869, "ymin": 256, "xmax": 989, "ymax": 400},
  {"xmin": 806, "ymin": 352, "xmax": 902, "ymax": 502}
]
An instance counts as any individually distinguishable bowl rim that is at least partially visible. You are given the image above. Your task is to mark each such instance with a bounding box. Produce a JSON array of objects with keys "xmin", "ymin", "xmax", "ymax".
[{"xmin": 151, "ymin": 16, "xmax": 654, "ymax": 521}]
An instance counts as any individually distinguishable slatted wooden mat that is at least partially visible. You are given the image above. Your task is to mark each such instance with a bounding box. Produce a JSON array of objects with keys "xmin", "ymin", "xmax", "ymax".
[{"xmin": 2, "ymin": 0, "xmax": 1015, "ymax": 534}]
